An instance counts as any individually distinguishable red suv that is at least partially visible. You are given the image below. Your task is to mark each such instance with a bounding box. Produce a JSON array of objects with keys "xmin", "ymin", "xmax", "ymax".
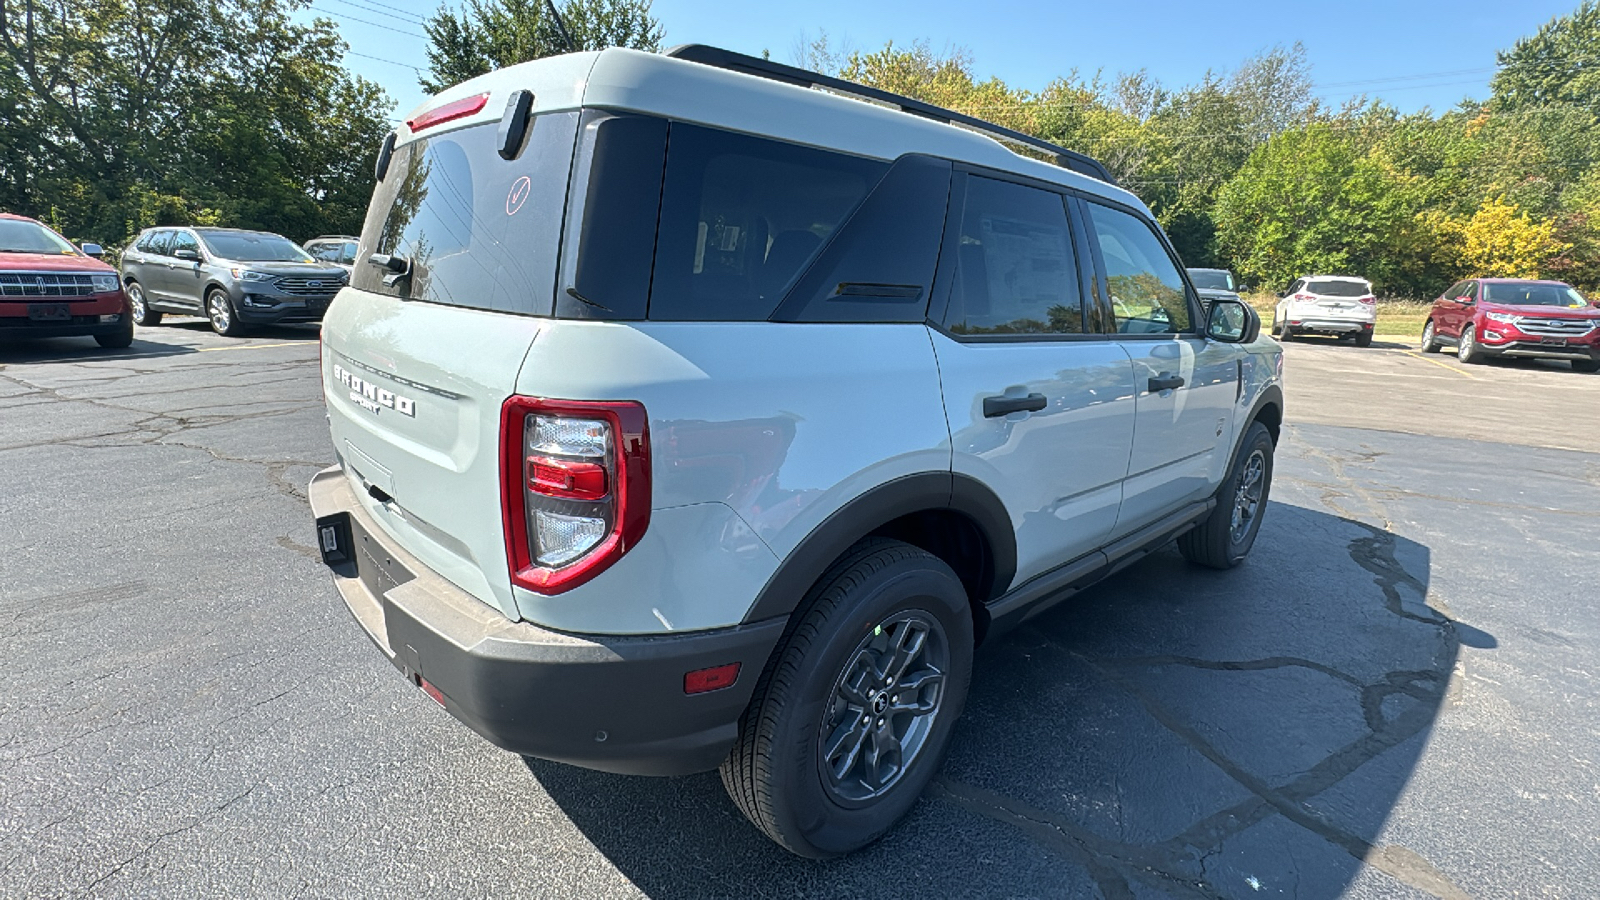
[
  {"xmin": 0, "ymin": 214, "xmax": 133, "ymax": 349},
  {"xmin": 1421, "ymin": 278, "xmax": 1600, "ymax": 372}
]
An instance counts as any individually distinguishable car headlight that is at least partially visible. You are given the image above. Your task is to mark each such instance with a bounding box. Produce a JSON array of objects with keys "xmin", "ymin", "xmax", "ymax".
[
  {"xmin": 1485, "ymin": 312, "xmax": 1517, "ymax": 323},
  {"xmin": 229, "ymin": 267, "xmax": 275, "ymax": 282},
  {"xmin": 90, "ymin": 274, "xmax": 120, "ymax": 293}
]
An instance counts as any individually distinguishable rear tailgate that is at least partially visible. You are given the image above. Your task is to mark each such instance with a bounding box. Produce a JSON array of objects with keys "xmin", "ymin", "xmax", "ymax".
[{"xmin": 323, "ymin": 294, "xmax": 539, "ymax": 618}]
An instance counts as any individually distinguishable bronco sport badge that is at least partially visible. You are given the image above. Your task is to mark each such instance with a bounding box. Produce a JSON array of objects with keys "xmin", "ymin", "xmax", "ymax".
[{"xmin": 333, "ymin": 363, "xmax": 415, "ymax": 417}]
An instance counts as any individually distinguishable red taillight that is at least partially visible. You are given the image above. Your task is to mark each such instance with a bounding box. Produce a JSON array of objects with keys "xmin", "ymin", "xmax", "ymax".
[
  {"xmin": 501, "ymin": 397, "xmax": 650, "ymax": 595},
  {"xmin": 528, "ymin": 456, "xmax": 608, "ymax": 501},
  {"xmin": 684, "ymin": 663, "xmax": 741, "ymax": 695},
  {"xmin": 407, "ymin": 92, "xmax": 489, "ymax": 133},
  {"xmin": 1359, "ymin": 295, "xmax": 1377, "ymax": 305},
  {"xmin": 1294, "ymin": 293, "xmax": 1314, "ymax": 301}
]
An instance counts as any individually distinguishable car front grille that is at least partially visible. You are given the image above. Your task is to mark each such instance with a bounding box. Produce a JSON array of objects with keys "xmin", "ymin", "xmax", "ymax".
[
  {"xmin": 1515, "ymin": 317, "xmax": 1595, "ymax": 336},
  {"xmin": 0, "ymin": 272, "xmax": 96, "ymax": 298},
  {"xmin": 274, "ymin": 276, "xmax": 342, "ymax": 296}
]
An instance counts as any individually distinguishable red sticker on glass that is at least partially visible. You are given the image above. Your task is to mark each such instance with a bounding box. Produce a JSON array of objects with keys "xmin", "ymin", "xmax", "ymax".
[{"xmin": 506, "ymin": 175, "xmax": 532, "ymax": 215}]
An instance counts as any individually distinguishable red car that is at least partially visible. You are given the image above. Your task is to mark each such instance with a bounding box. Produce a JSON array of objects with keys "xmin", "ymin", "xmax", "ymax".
[
  {"xmin": 1420, "ymin": 277, "xmax": 1600, "ymax": 372},
  {"xmin": 0, "ymin": 213, "xmax": 133, "ymax": 349}
]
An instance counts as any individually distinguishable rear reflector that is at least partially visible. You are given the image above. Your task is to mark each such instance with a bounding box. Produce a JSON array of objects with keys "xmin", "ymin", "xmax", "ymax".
[
  {"xmin": 407, "ymin": 93, "xmax": 489, "ymax": 133},
  {"xmin": 419, "ymin": 677, "xmax": 447, "ymax": 708},
  {"xmin": 528, "ymin": 455, "xmax": 608, "ymax": 501},
  {"xmin": 684, "ymin": 663, "xmax": 741, "ymax": 695}
]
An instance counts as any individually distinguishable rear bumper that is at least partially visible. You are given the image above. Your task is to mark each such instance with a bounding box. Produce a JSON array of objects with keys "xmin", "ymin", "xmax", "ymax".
[
  {"xmin": 307, "ymin": 466, "xmax": 785, "ymax": 776},
  {"xmin": 1287, "ymin": 317, "xmax": 1372, "ymax": 334}
]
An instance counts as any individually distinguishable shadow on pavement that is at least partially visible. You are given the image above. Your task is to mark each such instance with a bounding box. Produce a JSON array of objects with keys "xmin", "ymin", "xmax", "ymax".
[
  {"xmin": 526, "ymin": 501, "xmax": 1477, "ymax": 899},
  {"xmin": 0, "ymin": 335, "xmax": 198, "ymax": 364}
]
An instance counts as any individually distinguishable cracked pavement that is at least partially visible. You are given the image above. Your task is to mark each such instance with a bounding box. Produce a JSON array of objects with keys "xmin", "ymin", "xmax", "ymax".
[{"xmin": 2, "ymin": 328, "xmax": 1598, "ymax": 898}]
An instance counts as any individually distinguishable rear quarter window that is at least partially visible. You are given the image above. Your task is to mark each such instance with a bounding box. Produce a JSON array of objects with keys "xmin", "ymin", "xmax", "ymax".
[
  {"xmin": 356, "ymin": 112, "xmax": 580, "ymax": 315},
  {"xmin": 647, "ymin": 124, "xmax": 887, "ymax": 321}
]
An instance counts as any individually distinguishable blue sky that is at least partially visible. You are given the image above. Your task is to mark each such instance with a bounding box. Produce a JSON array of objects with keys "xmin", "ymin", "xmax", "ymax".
[{"xmin": 305, "ymin": 0, "xmax": 1580, "ymax": 121}]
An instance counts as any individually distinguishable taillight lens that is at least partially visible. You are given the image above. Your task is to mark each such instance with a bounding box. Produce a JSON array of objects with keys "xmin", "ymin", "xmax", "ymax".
[
  {"xmin": 501, "ymin": 397, "xmax": 650, "ymax": 594},
  {"xmin": 1359, "ymin": 295, "xmax": 1377, "ymax": 305},
  {"xmin": 1294, "ymin": 293, "xmax": 1315, "ymax": 302}
]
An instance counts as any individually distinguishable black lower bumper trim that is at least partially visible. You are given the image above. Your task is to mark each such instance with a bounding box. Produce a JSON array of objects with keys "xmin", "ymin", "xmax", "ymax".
[{"xmin": 308, "ymin": 467, "xmax": 786, "ymax": 776}]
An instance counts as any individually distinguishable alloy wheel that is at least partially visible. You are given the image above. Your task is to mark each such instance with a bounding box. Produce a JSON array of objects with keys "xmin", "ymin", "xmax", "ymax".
[
  {"xmin": 1230, "ymin": 449, "xmax": 1267, "ymax": 543},
  {"xmin": 817, "ymin": 611, "xmax": 949, "ymax": 806},
  {"xmin": 128, "ymin": 284, "xmax": 147, "ymax": 321},
  {"xmin": 208, "ymin": 292, "xmax": 231, "ymax": 333}
]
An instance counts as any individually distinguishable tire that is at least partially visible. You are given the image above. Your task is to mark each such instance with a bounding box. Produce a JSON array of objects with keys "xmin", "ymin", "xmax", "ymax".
[
  {"xmin": 1420, "ymin": 320, "xmax": 1439, "ymax": 353},
  {"xmin": 94, "ymin": 314, "xmax": 134, "ymax": 349},
  {"xmin": 1353, "ymin": 330, "xmax": 1372, "ymax": 348},
  {"xmin": 1178, "ymin": 421, "xmax": 1274, "ymax": 570},
  {"xmin": 1276, "ymin": 318, "xmax": 1294, "ymax": 342},
  {"xmin": 206, "ymin": 288, "xmax": 246, "ymax": 336},
  {"xmin": 1573, "ymin": 359, "xmax": 1600, "ymax": 373},
  {"xmin": 126, "ymin": 281, "xmax": 162, "ymax": 326},
  {"xmin": 1457, "ymin": 324, "xmax": 1482, "ymax": 364},
  {"xmin": 720, "ymin": 538, "xmax": 974, "ymax": 858}
]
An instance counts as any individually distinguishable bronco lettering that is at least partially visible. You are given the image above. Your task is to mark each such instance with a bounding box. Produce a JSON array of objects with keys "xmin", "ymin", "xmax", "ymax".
[{"xmin": 332, "ymin": 363, "xmax": 416, "ymax": 416}]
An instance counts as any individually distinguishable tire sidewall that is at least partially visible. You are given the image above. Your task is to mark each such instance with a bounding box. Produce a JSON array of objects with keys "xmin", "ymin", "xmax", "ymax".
[
  {"xmin": 207, "ymin": 289, "xmax": 236, "ymax": 335},
  {"xmin": 768, "ymin": 558, "xmax": 973, "ymax": 857},
  {"xmin": 1223, "ymin": 424, "xmax": 1274, "ymax": 563}
]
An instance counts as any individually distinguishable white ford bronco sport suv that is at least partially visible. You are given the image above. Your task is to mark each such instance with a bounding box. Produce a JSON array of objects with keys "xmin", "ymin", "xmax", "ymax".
[{"xmin": 309, "ymin": 45, "xmax": 1284, "ymax": 858}]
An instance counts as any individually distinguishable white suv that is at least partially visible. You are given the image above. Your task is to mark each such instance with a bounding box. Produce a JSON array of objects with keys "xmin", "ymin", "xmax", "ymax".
[{"xmin": 308, "ymin": 45, "xmax": 1284, "ymax": 857}]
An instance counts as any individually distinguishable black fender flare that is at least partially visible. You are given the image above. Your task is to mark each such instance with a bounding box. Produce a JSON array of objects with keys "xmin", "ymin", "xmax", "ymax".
[{"xmin": 740, "ymin": 471, "xmax": 1016, "ymax": 624}]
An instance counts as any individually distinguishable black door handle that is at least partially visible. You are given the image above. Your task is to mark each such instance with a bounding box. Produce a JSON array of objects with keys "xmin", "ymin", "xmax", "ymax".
[
  {"xmin": 983, "ymin": 393, "xmax": 1048, "ymax": 417},
  {"xmin": 1148, "ymin": 372, "xmax": 1185, "ymax": 392}
]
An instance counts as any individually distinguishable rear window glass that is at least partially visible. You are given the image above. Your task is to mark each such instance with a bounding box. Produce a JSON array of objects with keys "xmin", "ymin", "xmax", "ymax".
[
  {"xmin": 648, "ymin": 124, "xmax": 887, "ymax": 321},
  {"xmin": 1306, "ymin": 279, "xmax": 1370, "ymax": 297},
  {"xmin": 356, "ymin": 112, "xmax": 579, "ymax": 314},
  {"xmin": 1482, "ymin": 282, "xmax": 1586, "ymax": 307},
  {"xmin": 1187, "ymin": 269, "xmax": 1235, "ymax": 291}
]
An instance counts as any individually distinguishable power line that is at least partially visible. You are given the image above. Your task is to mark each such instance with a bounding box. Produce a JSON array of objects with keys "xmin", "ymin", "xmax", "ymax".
[
  {"xmin": 308, "ymin": 5, "xmax": 426, "ymax": 38},
  {"xmin": 346, "ymin": 48, "xmax": 423, "ymax": 73},
  {"xmin": 322, "ymin": 0, "xmax": 429, "ymax": 25},
  {"xmin": 1315, "ymin": 67, "xmax": 1496, "ymax": 89}
]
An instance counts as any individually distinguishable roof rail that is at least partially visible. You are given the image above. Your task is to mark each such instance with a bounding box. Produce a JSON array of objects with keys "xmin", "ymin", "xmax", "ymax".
[{"xmin": 663, "ymin": 44, "xmax": 1116, "ymax": 185}]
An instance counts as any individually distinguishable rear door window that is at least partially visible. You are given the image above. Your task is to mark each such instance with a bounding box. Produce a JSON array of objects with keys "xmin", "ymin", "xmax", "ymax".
[
  {"xmin": 356, "ymin": 112, "xmax": 580, "ymax": 314},
  {"xmin": 648, "ymin": 123, "xmax": 887, "ymax": 321},
  {"xmin": 939, "ymin": 176, "xmax": 1084, "ymax": 335},
  {"xmin": 141, "ymin": 230, "xmax": 175, "ymax": 257}
]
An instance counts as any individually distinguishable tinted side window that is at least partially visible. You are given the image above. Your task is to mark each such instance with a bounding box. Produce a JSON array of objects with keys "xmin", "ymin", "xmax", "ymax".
[
  {"xmin": 169, "ymin": 231, "xmax": 199, "ymax": 257},
  {"xmin": 942, "ymin": 176, "xmax": 1083, "ymax": 335},
  {"xmin": 356, "ymin": 112, "xmax": 579, "ymax": 314},
  {"xmin": 1085, "ymin": 202, "xmax": 1193, "ymax": 334},
  {"xmin": 648, "ymin": 123, "xmax": 887, "ymax": 321},
  {"xmin": 142, "ymin": 230, "xmax": 175, "ymax": 256},
  {"xmin": 1464, "ymin": 281, "xmax": 1479, "ymax": 300},
  {"xmin": 560, "ymin": 112, "xmax": 669, "ymax": 320},
  {"xmin": 1442, "ymin": 281, "xmax": 1465, "ymax": 299},
  {"xmin": 340, "ymin": 241, "xmax": 358, "ymax": 265},
  {"xmin": 307, "ymin": 243, "xmax": 337, "ymax": 262}
]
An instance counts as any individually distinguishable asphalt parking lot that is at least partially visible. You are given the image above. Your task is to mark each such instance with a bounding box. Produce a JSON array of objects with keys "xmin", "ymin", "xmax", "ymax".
[{"xmin": 2, "ymin": 324, "xmax": 1597, "ymax": 899}]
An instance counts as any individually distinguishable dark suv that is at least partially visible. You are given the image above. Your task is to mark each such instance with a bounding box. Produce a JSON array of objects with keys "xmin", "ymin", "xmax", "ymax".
[
  {"xmin": 0, "ymin": 213, "xmax": 132, "ymax": 348},
  {"xmin": 1421, "ymin": 278, "xmax": 1600, "ymax": 372},
  {"xmin": 120, "ymin": 227, "xmax": 348, "ymax": 335}
]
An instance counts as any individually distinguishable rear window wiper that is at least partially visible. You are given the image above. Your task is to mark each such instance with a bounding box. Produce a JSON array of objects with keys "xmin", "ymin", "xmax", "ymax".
[{"xmin": 367, "ymin": 253, "xmax": 411, "ymax": 288}]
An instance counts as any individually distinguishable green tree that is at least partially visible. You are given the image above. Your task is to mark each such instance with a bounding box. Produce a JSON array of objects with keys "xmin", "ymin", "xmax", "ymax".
[
  {"xmin": 0, "ymin": 0, "xmax": 392, "ymax": 247},
  {"xmin": 1491, "ymin": 1, "xmax": 1600, "ymax": 117},
  {"xmin": 420, "ymin": 0, "xmax": 663, "ymax": 94}
]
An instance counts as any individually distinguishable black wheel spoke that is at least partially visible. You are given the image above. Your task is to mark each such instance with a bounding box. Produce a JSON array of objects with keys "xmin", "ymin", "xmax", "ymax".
[{"xmin": 887, "ymin": 669, "xmax": 942, "ymax": 713}]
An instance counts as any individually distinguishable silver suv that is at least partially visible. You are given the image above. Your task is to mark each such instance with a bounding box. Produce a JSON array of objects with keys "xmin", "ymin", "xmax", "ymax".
[
  {"xmin": 120, "ymin": 227, "xmax": 348, "ymax": 335},
  {"xmin": 308, "ymin": 45, "xmax": 1284, "ymax": 858}
]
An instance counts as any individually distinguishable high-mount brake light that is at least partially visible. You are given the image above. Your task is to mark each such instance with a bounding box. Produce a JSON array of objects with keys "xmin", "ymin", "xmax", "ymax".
[
  {"xmin": 501, "ymin": 398, "xmax": 650, "ymax": 594},
  {"xmin": 407, "ymin": 93, "xmax": 490, "ymax": 133}
]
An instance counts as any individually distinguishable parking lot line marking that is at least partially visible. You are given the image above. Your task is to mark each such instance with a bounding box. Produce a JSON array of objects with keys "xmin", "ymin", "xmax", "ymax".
[
  {"xmin": 1401, "ymin": 351, "xmax": 1476, "ymax": 378},
  {"xmin": 196, "ymin": 341, "xmax": 311, "ymax": 353}
]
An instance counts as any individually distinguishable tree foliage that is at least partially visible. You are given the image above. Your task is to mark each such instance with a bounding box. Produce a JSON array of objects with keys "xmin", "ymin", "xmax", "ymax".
[
  {"xmin": 420, "ymin": 0, "xmax": 662, "ymax": 93},
  {"xmin": 0, "ymin": 0, "xmax": 392, "ymax": 248}
]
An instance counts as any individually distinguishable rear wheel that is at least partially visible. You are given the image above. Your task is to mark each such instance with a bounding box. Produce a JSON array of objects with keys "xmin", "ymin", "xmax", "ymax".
[
  {"xmin": 1353, "ymin": 330, "xmax": 1373, "ymax": 348},
  {"xmin": 1573, "ymin": 359, "xmax": 1600, "ymax": 373},
  {"xmin": 1276, "ymin": 318, "xmax": 1294, "ymax": 341},
  {"xmin": 126, "ymin": 281, "xmax": 162, "ymax": 326},
  {"xmin": 720, "ymin": 538, "xmax": 973, "ymax": 858},
  {"xmin": 206, "ymin": 288, "xmax": 246, "ymax": 337},
  {"xmin": 1457, "ymin": 325, "xmax": 1483, "ymax": 364},
  {"xmin": 1178, "ymin": 421, "xmax": 1274, "ymax": 570},
  {"xmin": 1420, "ymin": 320, "xmax": 1439, "ymax": 353}
]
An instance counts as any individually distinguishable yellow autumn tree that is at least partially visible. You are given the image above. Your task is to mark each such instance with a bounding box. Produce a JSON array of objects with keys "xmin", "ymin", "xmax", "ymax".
[{"xmin": 1458, "ymin": 196, "xmax": 1570, "ymax": 278}]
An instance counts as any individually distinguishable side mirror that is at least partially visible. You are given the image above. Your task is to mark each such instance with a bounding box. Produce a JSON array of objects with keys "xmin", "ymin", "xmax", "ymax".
[
  {"xmin": 1206, "ymin": 298, "xmax": 1260, "ymax": 343},
  {"xmin": 81, "ymin": 243, "xmax": 104, "ymax": 257},
  {"xmin": 174, "ymin": 248, "xmax": 201, "ymax": 262}
]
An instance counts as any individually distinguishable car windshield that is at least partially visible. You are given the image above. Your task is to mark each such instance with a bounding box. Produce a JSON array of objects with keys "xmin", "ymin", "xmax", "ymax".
[
  {"xmin": 1188, "ymin": 270, "xmax": 1235, "ymax": 291},
  {"xmin": 1306, "ymin": 279, "xmax": 1370, "ymax": 297},
  {"xmin": 1483, "ymin": 282, "xmax": 1587, "ymax": 307},
  {"xmin": 0, "ymin": 219, "xmax": 78, "ymax": 255},
  {"xmin": 199, "ymin": 231, "xmax": 312, "ymax": 262}
]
